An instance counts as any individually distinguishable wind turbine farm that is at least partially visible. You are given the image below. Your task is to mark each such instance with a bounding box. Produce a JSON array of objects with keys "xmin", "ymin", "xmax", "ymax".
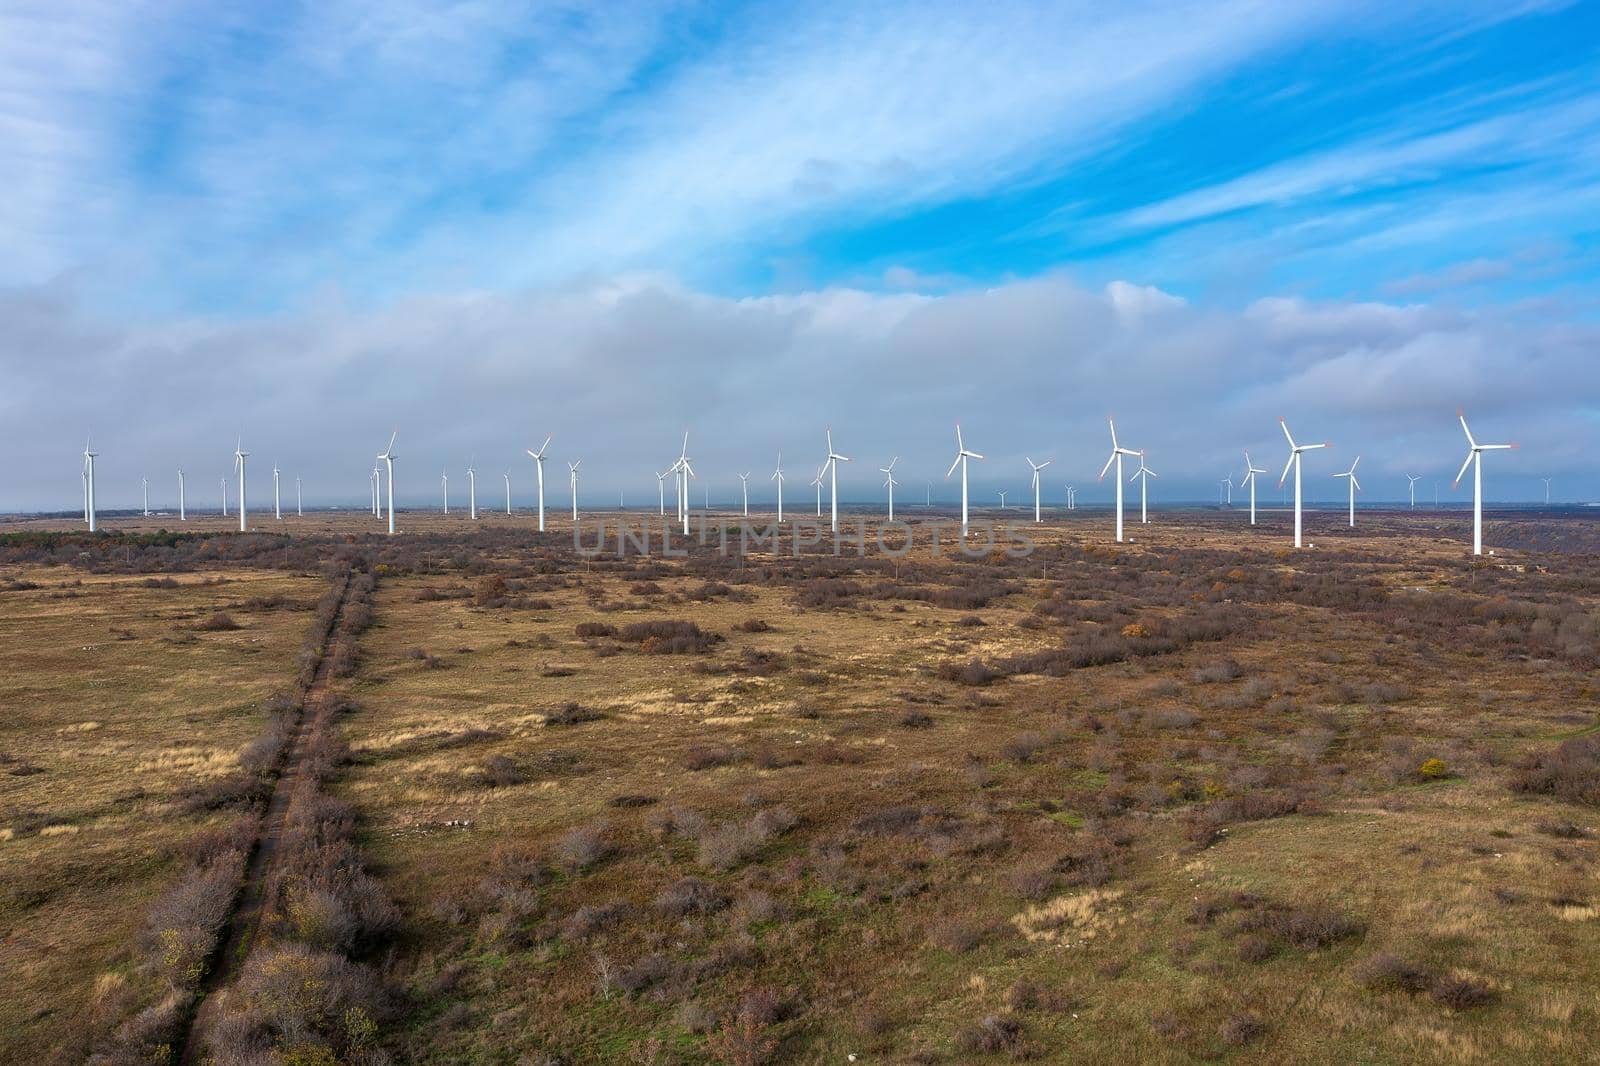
[{"xmin": 4, "ymin": 5, "xmax": 1599, "ymax": 1064}]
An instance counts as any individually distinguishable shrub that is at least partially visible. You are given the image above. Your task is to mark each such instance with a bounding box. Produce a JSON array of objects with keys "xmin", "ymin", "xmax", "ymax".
[
  {"xmin": 706, "ymin": 996, "xmax": 779, "ymax": 1066},
  {"xmin": 555, "ymin": 824, "xmax": 614, "ymax": 872},
  {"xmin": 1355, "ymin": 952, "xmax": 1434, "ymax": 994},
  {"xmin": 955, "ymin": 1014, "xmax": 1027, "ymax": 1057},
  {"xmin": 655, "ymin": 876, "xmax": 730, "ymax": 917},
  {"xmin": 1002, "ymin": 732, "xmax": 1044, "ymax": 764},
  {"xmin": 897, "ymin": 709, "xmax": 934, "ymax": 729},
  {"xmin": 544, "ymin": 701, "xmax": 602, "ymax": 726},
  {"xmin": 1431, "ymin": 973, "xmax": 1497, "ymax": 1010},
  {"xmin": 196, "ymin": 611, "xmax": 241, "ymax": 631},
  {"xmin": 939, "ymin": 658, "xmax": 998, "ymax": 686},
  {"xmin": 575, "ymin": 621, "xmax": 617, "ymax": 639},
  {"xmin": 1509, "ymin": 736, "xmax": 1600, "ymax": 806},
  {"xmin": 684, "ymin": 745, "xmax": 738, "ymax": 771},
  {"xmin": 479, "ymin": 755, "xmax": 525, "ymax": 788},
  {"xmin": 927, "ymin": 919, "xmax": 988, "ymax": 954},
  {"xmin": 1417, "ymin": 758, "xmax": 1449, "ymax": 781},
  {"xmin": 1219, "ymin": 1012, "xmax": 1265, "ymax": 1046}
]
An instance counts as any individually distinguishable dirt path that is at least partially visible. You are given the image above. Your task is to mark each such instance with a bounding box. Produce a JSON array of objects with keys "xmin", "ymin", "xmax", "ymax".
[{"xmin": 177, "ymin": 571, "xmax": 353, "ymax": 1064}]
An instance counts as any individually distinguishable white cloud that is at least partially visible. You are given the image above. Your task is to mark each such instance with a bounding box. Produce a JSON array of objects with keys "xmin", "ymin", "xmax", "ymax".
[{"xmin": 3, "ymin": 272, "xmax": 1594, "ymax": 510}]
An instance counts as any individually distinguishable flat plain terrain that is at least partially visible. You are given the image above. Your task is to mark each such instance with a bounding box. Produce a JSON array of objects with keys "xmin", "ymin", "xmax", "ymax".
[
  {"xmin": 2, "ymin": 508, "xmax": 1597, "ymax": 1064},
  {"xmin": 0, "ymin": 565, "xmax": 324, "ymax": 1061}
]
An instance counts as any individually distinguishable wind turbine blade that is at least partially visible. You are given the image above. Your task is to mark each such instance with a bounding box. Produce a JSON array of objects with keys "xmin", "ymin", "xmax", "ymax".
[
  {"xmin": 1279, "ymin": 453, "xmax": 1295, "ymax": 485},
  {"xmin": 1098, "ymin": 453, "xmax": 1116, "ymax": 481},
  {"xmin": 1148, "ymin": 469, "xmax": 1159, "ymax": 479},
  {"xmin": 1350, "ymin": 475, "xmax": 1361, "ymax": 491},
  {"xmin": 967, "ymin": 450, "xmax": 984, "ymax": 460},
  {"xmin": 1128, "ymin": 467, "xmax": 1140, "ymax": 483},
  {"xmin": 1458, "ymin": 411, "xmax": 1476, "ymax": 448},
  {"xmin": 1453, "ymin": 450, "xmax": 1474, "ymax": 486},
  {"xmin": 1280, "ymin": 418, "xmax": 1295, "ymax": 449},
  {"xmin": 946, "ymin": 455, "xmax": 961, "ymax": 479}
]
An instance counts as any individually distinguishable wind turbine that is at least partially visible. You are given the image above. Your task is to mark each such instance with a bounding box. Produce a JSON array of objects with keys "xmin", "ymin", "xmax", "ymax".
[
  {"xmin": 655, "ymin": 470, "xmax": 668, "ymax": 516},
  {"xmin": 1026, "ymin": 458, "xmax": 1051, "ymax": 523},
  {"xmin": 1406, "ymin": 473, "xmax": 1422, "ymax": 508},
  {"xmin": 672, "ymin": 433, "xmax": 694, "ymax": 534},
  {"xmin": 234, "ymin": 439, "xmax": 249, "ymax": 533},
  {"xmin": 739, "ymin": 472, "xmax": 751, "ymax": 517},
  {"xmin": 1540, "ymin": 477, "xmax": 1552, "ymax": 507},
  {"xmin": 1220, "ymin": 476, "xmax": 1232, "ymax": 506},
  {"xmin": 569, "ymin": 460, "xmax": 581, "ymax": 521},
  {"xmin": 370, "ymin": 467, "xmax": 379, "ymax": 516},
  {"xmin": 295, "ymin": 475, "xmax": 302, "ymax": 517},
  {"xmin": 526, "ymin": 434, "xmax": 552, "ymax": 532},
  {"xmin": 771, "ymin": 452, "xmax": 785, "ymax": 523},
  {"xmin": 811, "ymin": 465, "xmax": 824, "ymax": 517},
  {"xmin": 1098, "ymin": 418, "xmax": 1140, "ymax": 543},
  {"xmin": 377, "ymin": 431, "xmax": 396, "ymax": 536},
  {"xmin": 1241, "ymin": 452, "xmax": 1266, "ymax": 525},
  {"xmin": 880, "ymin": 457, "xmax": 898, "ymax": 520},
  {"xmin": 1332, "ymin": 456, "xmax": 1361, "ymax": 527},
  {"xmin": 177, "ymin": 468, "xmax": 186, "ymax": 521},
  {"xmin": 1452, "ymin": 409, "xmax": 1514, "ymax": 556},
  {"xmin": 467, "ymin": 460, "xmax": 477, "ymax": 520},
  {"xmin": 81, "ymin": 465, "xmax": 89, "ymax": 525},
  {"xmin": 945, "ymin": 424, "xmax": 983, "ymax": 534},
  {"xmin": 441, "ymin": 470, "xmax": 449, "ymax": 514},
  {"xmin": 1129, "ymin": 452, "xmax": 1157, "ymax": 524},
  {"xmin": 1277, "ymin": 419, "xmax": 1328, "ymax": 549},
  {"xmin": 997, "ymin": 490, "xmax": 1008, "ymax": 509},
  {"xmin": 272, "ymin": 464, "xmax": 281, "ymax": 520},
  {"xmin": 141, "ymin": 477, "xmax": 150, "ymax": 516},
  {"xmin": 1065, "ymin": 485, "xmax": 1076, "ymax": 511},
  {"xmin": 220, "ymin": 476, "xmax": 227, "ymax": 518},
  {"xmin": 503, "ymin": 471, "xmax": 512, "ymax": 515},
  {"xmin": 822, "ymin": 427, "xmax": 849, "ymax": 533}
]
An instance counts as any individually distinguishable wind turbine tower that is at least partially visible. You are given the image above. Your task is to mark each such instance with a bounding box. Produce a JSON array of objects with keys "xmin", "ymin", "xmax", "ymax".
[
  {"xmin": 1097, "ymin": 418, "xmax": 1140, "ymax": 543},
  {"xmin": 1026, "ymin": 457, "xmax": 1051, "ymax": 523},
  {"xmin": 1452, "ymin": 409, "xmax": 1514, "ymax": 556},
  {"xmin": 1277, "ymin": 418, "xmax": 1328, "ymax": 549},
  {"xmin": 945, "ymin": 424, "xmax": 983, "ymax": 535}
]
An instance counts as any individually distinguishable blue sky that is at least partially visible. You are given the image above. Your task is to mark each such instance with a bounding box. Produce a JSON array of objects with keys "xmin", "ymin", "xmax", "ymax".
[{"xmin": 2, "ymin": 0, "xmax": 1598, "ymax": 510}]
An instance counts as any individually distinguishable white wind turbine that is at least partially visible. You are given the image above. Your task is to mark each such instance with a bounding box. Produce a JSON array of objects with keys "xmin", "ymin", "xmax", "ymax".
[
  {"xmin": 672, "ymin": 433, "xmax": 695, "ymax": 534},
  {"xmin": 369, "ymin": 467, "xmax": 379, "ymax": 516},
  {"xmin": 466, "ymin": 460, "xmax": 477, "ymax": 520},
  {"xmin": 220, "ymin": 476, "xmax": 227, "ymax": 518},
  {"xmin": 1453, "ymin": 409, "xmax": 1514, "ymax": 556},
  {"xmin": 1332, "ymin": 455, "xmax": 1361, "ymax": 527},
  {"xmin": 997, "ymin": 490, "xmax": 1008, "ymax": 509},
  {"xmin": 1026, "ymin": 457, "xmax": 1050, "ymax": 523},
  {"xmin": 178, "ymin": 468, "xmax": 186, "ymax": 521},
  {"xmin": 811, "ymin": 465, "xmax": 824, "ymax": 516},
  {"xmin": 739, "ymin": 472, "xmax": 751, "ymax": 517},
  {"xmin": 1277, "ymin": 418, "xmax": 1328, "ymax": 548},
  {"xmin": 1241, "ymin": 452, "xmax": 1267, "ymax": 525},
  {"xmin": 272, "ymin": 463, "xmax": 281, "ymax": 520},
  {"xmin": 295, "ymin": 475, "xmax": 302, "ymax": 517},
  {"xmin": 81, "ymin": 464, "xmax": 89, "ymax": 525},
  {"xmin": 880, "ymin": 457, "xmax": 898, "ymax": 520},
  {"xmin": 377, "ymin": 431, "xmax": 397, "ymax": 536},
  {"xmin": 569, "ymin": 460, "xmax": 581, "ymax": 521},
  {"xmin": 1097, "ymin": 418, "xmax": 1140, "ymax": 543},
  {"xmin": 503, "ymin": 471, "xmax": 512, "ymax": 515},
  {"xmin": 1540, "ymin": 477, "xmax": 1552, "ymax": 507},
  {"xmin": 655, "ymin": 470, "xmax": 668, "ymax": 516},
  {"xmin": 234, "ymin": 439, "xmax": 249, "ymax": 533},
  {"xmin": 771, "ymin": 452, "xmax": 785, "ymax": 523},
  {"xmin": 1129, "ymin": 452, "xmax": 1158, "ymax": 524},
  {"xmin": 441, "ymin": 470, "xmax": 449, "ymax": 514},
  {"xmin": 945, "ymin": 424, "xmax": 983, "ymax": 534},
  {"xmin": 141, "ymin": 476, "xmax": 150, "ymax": 516},
  {"xmin": 526, "ymin": 434, "xmax": 552, "ymax": 532},
  {"xmin": 1406, "ymin": 473, "xmax": 1421, "ymax": 508},
  {"xmin": 1065, "ymin": 485, "xmax": 1076, "ymax": 511},
  {"xmin": 822, "ymin": 427, "xmax": 849, "ymax": 533},
  {"xmin": 1220, "ymin": 476, "xmax": 1232, "ymax": 506}
]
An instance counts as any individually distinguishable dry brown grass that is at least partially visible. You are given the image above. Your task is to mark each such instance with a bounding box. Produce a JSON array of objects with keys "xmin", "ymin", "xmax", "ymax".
[{"xmin": 0, "ymin": 565, "xmax": 321, "ymax": 1060}]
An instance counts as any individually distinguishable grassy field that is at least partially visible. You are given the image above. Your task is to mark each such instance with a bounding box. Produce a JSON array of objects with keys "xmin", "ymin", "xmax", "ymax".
[
  {"xmin": 3, "ymin": 513, "xmax": 1598, "ymax": 1063},
  {"xmin": 323, "ymin": 516, "xmax": 1600, "ymax": 1064},
  {"xmin": 0, "ymin": 565, "xmax": 323, "ymax": 1061}
]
